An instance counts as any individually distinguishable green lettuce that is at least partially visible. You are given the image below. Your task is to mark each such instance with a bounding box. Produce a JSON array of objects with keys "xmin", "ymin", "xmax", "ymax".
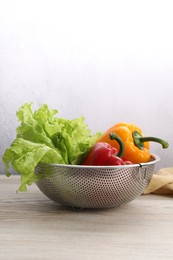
[{"xmin": 2, "ymin": 103, "xmax": 101, "ymax": 191}]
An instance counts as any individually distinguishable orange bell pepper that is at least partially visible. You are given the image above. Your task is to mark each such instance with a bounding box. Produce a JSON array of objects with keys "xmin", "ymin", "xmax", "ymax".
[{"xmin": 97, "ymin": 122, "xmax": 169, "ymax": 164}]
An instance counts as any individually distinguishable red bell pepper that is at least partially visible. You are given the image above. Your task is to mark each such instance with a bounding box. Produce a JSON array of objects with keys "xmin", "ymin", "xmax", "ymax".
[{"xmin": 82, "ymin": 132, "xmax": 132, "ymax": 166}]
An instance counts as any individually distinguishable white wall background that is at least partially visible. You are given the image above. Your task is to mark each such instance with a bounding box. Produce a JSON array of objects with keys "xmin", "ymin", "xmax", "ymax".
[{"xmin": 0, "ymin": 0, "xmax": 173, "ymax": 173}]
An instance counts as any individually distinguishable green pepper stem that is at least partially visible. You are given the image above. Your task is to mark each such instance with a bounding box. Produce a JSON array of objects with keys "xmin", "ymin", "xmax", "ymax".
[
  {"xmin": 109, "ymin": 132, "xmax": 125, "ymax": 158},
  {"xmin": 132, "ymin": 131, "xmax": 169, "ymax": 150}
]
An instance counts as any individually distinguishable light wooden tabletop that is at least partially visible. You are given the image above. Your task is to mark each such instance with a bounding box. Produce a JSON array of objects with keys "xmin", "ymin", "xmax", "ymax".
[{"xmin": 0, "ymin": 175, "xmax": 173, "ymax": 260}]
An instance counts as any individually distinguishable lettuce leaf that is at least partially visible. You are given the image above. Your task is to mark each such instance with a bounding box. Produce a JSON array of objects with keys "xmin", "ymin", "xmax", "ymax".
[{"xmin": 2, "ymin": 103, "xmax": 101, "ymax": 191}]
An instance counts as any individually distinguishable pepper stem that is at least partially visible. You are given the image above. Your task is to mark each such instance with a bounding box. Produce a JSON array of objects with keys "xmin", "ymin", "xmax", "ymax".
[
  {"xmin": 132, "ymin": 130, "xmax": 169, "ymax": 150},
  {"xmin": 109, "ymin": 132, "xmax": 125, "ymax": 158}
]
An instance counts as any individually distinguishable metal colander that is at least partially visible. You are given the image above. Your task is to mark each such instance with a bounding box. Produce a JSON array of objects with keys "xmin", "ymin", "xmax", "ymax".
[{"xmin": 35, "ymin": 154, "xmax": 159, "ymax": 209}]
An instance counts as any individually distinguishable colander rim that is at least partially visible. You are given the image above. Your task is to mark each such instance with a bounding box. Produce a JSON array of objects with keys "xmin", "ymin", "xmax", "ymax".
[{"xmin": 38, "ymin": 153, "xmax": 160, "ymax": 169}]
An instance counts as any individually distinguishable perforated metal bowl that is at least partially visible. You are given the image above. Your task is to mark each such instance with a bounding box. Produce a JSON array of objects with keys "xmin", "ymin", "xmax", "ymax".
[{"xmin": 35, "ymin": 154, "xmax": 159, "ymax": 209}]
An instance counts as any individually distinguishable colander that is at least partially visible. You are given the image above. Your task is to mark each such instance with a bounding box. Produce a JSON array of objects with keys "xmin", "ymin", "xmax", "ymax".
[{"xmin": 35, "ymin": 154, "xmax": 159, "ymax": 209}]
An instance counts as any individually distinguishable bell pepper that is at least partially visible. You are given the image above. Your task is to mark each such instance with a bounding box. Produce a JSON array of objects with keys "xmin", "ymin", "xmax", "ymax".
[
  {"xmin": 97, "ymin": 122, "xmax": 169, "ymax": 164},
  {"xmin": 82, "ymin": 132, "xmax": 132, "ymax": 166}
]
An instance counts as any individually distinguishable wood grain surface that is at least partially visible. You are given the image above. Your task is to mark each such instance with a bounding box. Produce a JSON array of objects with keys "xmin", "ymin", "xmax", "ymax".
[{"xmin": 0, "ymin": 175, "xmax": 173, "ymax": 260}]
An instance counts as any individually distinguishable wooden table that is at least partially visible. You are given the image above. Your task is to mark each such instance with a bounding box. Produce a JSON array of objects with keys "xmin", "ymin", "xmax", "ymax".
[{"xmin": 1, "ymin": 175, "xmax": 173, "ymax": 260}]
